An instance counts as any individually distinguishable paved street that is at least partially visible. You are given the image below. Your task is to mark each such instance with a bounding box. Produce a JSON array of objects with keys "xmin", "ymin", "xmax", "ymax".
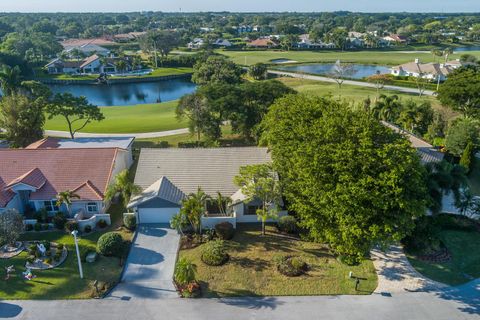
[{"xmin": 108, "ymin": 224, "xmax": 180, "ymax": 299}]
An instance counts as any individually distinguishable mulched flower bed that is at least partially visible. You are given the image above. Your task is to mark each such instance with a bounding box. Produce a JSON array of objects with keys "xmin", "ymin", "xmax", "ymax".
[
  {"xmin": 418, "ymin": 247, "xmax": 452, "ymax": 263},
  {"xmin": 0, "ymin": 242, "xmax": 24, "ymax": 259},
  {"xmin": 24, "ymin": 241, "xmax": 68, "ymax": 270}
]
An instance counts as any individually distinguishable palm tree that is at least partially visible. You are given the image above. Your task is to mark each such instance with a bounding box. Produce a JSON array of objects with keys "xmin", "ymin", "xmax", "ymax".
[
  {"xmin": 430, "ymin": 49, "xmax": 442, "ymax": 62},
  {"xmin": 105, "ymin": 169, "xmax": 142, "ymax": 209},
  {"xmin": 179, "ymin": 187, "xmax": 209, "ymax": 234},
  {"xmin": 56, "ymin": 190, "xmax": 80, "ymax": 216},
  {"xmin": 375, "ymin": 94, "xmax": 401, "ymax": 122},
  {"xmin": 132, "ymin": 56, "xmax": 143, "ymax": 70},
  {"xmin": 115, "ymin": 60, "xmax": 128, "ymax": 74},
  {"xmin": 0, "ymin": 65, "xmax": 22, "ymax": 96},
  {"xmin": 443, "ymin": 47, "xmax": 453, "ymax": 63}
]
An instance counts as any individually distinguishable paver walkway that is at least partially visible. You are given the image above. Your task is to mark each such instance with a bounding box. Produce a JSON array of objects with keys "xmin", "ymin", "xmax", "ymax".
[
  {"xmin": 371, "ymin": 245, "xmax": 446, "ymax": 294},
  {"xmin": 108, "ymin": 224, "xmax": 180, "ymax": 299}
]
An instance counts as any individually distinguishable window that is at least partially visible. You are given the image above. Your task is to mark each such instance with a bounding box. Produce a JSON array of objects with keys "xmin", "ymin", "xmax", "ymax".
[
  {"xmin": 43, "ymin": 200, "xmax": 59, "ymax": 212},
  {"xmin": 87, "ymin": 202, "xmax": 98, "ymax": 213},
  {"xmin": 246, "ymin": 205, "xmax": 261, "ymax": 215}
]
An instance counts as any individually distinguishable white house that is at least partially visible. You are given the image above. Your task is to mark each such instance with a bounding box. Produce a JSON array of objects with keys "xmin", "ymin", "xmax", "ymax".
[
  {"xmin": 128, "ymin": 148, "xmax": 288, "ymax": 228},
  {"xmin": 45, "ymin": 54, "xmax": 132, "ymax": 75},
  {"xmin": 0, "ymin": 148, "xmax": 130, "ymax": 228},
  {"xmin": 187, "ymin": 38, "xmax": 205, "ymax": 49},
  {"xmin": 63, "ymin": 43, "xmax": 111, "ymax": 57},
  {"xmin": 214, "ymin": 39, "xmax": 233, "ymax": 47},
  {"xmin": 391, "ymin": 59, "xmax": 467, "ymax": 81}
]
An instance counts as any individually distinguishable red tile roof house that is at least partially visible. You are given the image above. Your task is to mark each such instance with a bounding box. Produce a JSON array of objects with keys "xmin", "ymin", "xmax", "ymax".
[{"xmin": 0, "ymin": 148, "xmax": 129, "ymax": 231}]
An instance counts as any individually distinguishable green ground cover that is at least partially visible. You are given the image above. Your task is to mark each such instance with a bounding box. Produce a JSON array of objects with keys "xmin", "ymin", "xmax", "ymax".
[
  {"xmin": 218, "ymin": 49, "xmax": 480, "ymax": 66},
  {"xmin": 179, "ymin": 224, "xmax": 377, "ymax": 297},
  {"xmin": 45, "ymin": 100, "xmax": 188, "ymax": 133}
]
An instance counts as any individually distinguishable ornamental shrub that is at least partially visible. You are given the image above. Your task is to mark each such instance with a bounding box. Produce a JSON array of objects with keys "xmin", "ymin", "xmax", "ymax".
[
  {"xmin": 201, "ymin": 240, "xmax": 229, "ymax": 266},
  {"xmin": 53, "ymin": 212, "xmax": 67, "ymax": 230},
  {"xmin": 123, "ymin": 214, "xmax": 137, "ymax": 231},
  {"xmin": 274, "ymin": 255, "xmax": 308, "ymax": 277},
  {"xmin": 214, "ymin": 222, "xmax": 235, "ymax": 240},
  {"xmin": 277, "ymin": 216, "xmax": 298, "ymax": 234},
  {"xmin": 174, "ymin": 257, "xmax": 197, "ymax": 285},
  {"xmin": 65, "ymin": 221, "xmax": 78, "ymax": 232},
  {"xmin": 34, "ymin": 223, "xmax": 42, "ymax": 232},
  {"xmin": 97, "ymin": 219, "xmax": 107, "ymax": 229},
  {"xmin": 96, "ymin": 232, "xmax": 124, "ymax": 257}
]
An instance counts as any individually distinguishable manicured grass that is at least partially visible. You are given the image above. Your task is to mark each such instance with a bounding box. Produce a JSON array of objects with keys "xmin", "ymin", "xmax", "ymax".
[
  {"xmin": 218, "ymin": 49, "xmax": 480, "ymax": 66},
  {"xmin": 179, "ymin": 224, "xmax": 377, "ymax": 297},
  {"xmin": 45, "ymin": 100, "xmax": 188, "ymax": 133},
  {"xmin": 35, "ymin": 67, "xmax": 192, "ymax": 81},
  {"xmin": 407, "ymin": 230, "xmax": 480, "ymax": 286},
  {"xmin": 278, "ymin": 77, "xmax": 458, "ymax": 120},
  {"xmin": 0, "ymin": 225, "xmax": 133, "ymax": 300}
]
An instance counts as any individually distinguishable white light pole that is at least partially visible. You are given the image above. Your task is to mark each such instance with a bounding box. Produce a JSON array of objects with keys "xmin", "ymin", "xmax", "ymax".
[{"xmin": 71, "ymin": 230, "xmax": 84, "ymax": 279}]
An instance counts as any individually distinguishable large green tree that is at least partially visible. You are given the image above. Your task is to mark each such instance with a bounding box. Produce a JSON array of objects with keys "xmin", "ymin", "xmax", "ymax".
[
  {"xmin": 262, "ymin": 94, "xmax": 428, "ymax": 263},
  {"xmin": 0, "ymin": 64, "xmax": 22, "ymax": 96},
  {"xmin": 445, "ymin": 118, "xmax": 480, "ymax": 157},
  {"xmin": 191, "ymin": 56, "xmax": 243, "ymax": 86},
  {"xmin": 0, "ymin": 93, "xmax": 45, "ymax": 147},
  {"xmin": 139, "ymin": 30, "xmax": 180, "ymax": 68},
  {"xmin": 48, "ymin": 93, "xmax": 104, "ymax": 139},
  {"xmin": 437, "ymin": 65, "xmax": 480, "ymax": 118}
]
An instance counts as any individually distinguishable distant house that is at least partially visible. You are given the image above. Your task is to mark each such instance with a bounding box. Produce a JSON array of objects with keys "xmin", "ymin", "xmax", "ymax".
[
  {"xmin": 45, "ymin": 54, "xmax": 132, "ymax": 75},
  {"xmin": 187, "ymin": 38, "xmax": 205, "ymax": 49},
  {"xmin": 128, "ymin": 148, "xmax": 288, "ymax": 227},
  {"xmin": 63, "ymin": 43, "xmax": 111, "ymax": 57},
  {"xmin": 247, "ymin": 38, "xmax": 278, "ymax": 48},
  {"xmin": 214, "ymin": 39, "xmax": 233, "ymax": 47},
  {"xmin": 234, "ymin": 25, "xmax": 253, "ymax": 34},
  {"xmin": 382, "ymin": 34, "xmax": 408, "ymax": 44},
  {"xmin": 296, "ymin": 34, "xmax": 334, "ymax": 49},
  {"xmin": 113, "ymin": 31, "xmax": 147, "ymax": 43},
  {"xmin": 61, "ymin": 38, "xmax": 116, "ymax": 48},
  {"xmin": 26, "ymin": 137, "xmax": 135, "ymax": 169},
  {"xmin": 391, "ymin": 58, "xmax": 467, "ymax": 81},
  {"xmin": 0, "ymin": 148, "xmax": 129, "ymax": 225}
]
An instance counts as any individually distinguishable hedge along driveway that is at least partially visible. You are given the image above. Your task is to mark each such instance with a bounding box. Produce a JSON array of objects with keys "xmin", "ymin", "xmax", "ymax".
[{"xmin": 45, "ymin": 100, "xmax": 189, "ymax": 134}]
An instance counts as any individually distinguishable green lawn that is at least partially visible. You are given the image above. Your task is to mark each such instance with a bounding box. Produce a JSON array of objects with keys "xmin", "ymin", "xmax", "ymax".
[
  {"xmin": 407, "ymin": 229, "xmax": 480, "ymax": 286},
  {"xmin": 218, "ymin": 49, "xmax": 480, "ymax": 66},
  {"xmin": 45, "ymin": 100, "xmax": 188, "ymax": 133},
  {"xmin": 179, "ymin": 224, "xmax": 377, "ymax": 297}
]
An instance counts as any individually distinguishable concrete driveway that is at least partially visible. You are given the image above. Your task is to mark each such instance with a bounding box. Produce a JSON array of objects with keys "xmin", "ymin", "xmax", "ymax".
[{"xmin": 108, "ymin": 224, "xmax": 180, "ymax": 300}]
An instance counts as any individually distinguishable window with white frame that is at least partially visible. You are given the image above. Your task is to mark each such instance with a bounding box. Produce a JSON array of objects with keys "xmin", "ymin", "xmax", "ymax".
[
  {"xmin": 87, "ymin": 202, "xmax": 98, "ymax": 213},
  {"xmin": 43, "ymin": 200, "xmax": 59, "ymax": 212}
]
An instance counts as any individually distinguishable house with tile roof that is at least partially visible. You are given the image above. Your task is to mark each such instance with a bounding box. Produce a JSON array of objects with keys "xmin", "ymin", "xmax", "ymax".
[
  {"xmin": 45, "ymin": 54, "xmax": 133, "ymax": 75},
  {"xmin": 0, "ymin": 148, "xmax": 129, "ymax": 226},
  {"xmin": 390, "ymin": 58, "xmax": 468, "ymax": 81},
  {"xmin": 128, "ymin": 148, "xmax": 287, "ymax": 227}
]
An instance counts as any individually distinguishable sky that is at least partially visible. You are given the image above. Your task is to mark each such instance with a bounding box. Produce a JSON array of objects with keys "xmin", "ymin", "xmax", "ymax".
[{"xmin": 1, "ymin": 0, "xmax": 480, "ymax": 13}]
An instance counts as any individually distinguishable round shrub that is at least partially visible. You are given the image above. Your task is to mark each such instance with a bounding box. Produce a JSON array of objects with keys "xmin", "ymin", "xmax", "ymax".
[
  {"xmin": 25, "ymin": 224, "xmax": 33, "ymax": 231},
  {"xmin": 97, "ymin": 219, "xmax": 107, "ymax": 229},
  {"xmin": 274, "ymin": 255, "xmax": 308, "ymax": 277},
  {"xmin": 201, "ymin": 240, "xmax": 229, "ymax": 266},
  {"xmin": 84, "ymin": 225, "xmax": 92, "ymax": 233},
  {"xmin": 42, "ymin": 223, "xmax": 49, "ymax": 230},
  {"xmin": 96, "ymin": 232, "xmax": 124, "ymax": 257},
  {"xmin": 65, "ymin": 221, "xmax": 78, "ymax": 232},
  {"xmin": 277, "ymin": 216, "xmax": 298, "ymax": 234},
  {"xmin": 123, "ymin": 214, "xmax": 137, "ymax": 231},
  {"xmin": 214, "ymin": 222, "xmax": 235, "ymax": 240},
  {"xmin": 34, "ymin": 223, "xmax": 42, "ymax": 232},
  {"xmin": 53, "ymin": 213, "xmax": 67, "ymax": 230}
]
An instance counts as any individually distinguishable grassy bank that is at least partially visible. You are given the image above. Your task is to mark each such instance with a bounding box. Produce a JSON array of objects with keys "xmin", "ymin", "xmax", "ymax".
[
  {"xmin": 218, "ymin": 49, "xmax": 480, "ymax": 66},
  {"xmin": 45, "ymin": 100, "xmax": 188, "ymax": 134}
]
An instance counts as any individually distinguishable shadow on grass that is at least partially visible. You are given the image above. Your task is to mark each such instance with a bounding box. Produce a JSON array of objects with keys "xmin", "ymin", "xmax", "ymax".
[{"xmin": 230, "ymin": 256, "xmax": 270, "ymax": 272}]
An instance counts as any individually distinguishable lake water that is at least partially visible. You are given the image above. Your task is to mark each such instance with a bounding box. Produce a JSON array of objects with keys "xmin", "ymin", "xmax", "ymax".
[
  {"xmin": 454, "ymin": 46, "xmax": 480, "ymax": 52},
  {"xmin": 277, "ymin": 63, "xmax": 391, "ymax": 79},
  {"xmin": 48, "ymin": 78, "xmax": 197, "ymax": 107}
]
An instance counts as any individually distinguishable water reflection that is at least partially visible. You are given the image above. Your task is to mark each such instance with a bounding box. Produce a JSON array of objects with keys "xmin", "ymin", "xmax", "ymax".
[{"xmin": 277, "ymin": 63, "xmax": 391, "ymax": 79}]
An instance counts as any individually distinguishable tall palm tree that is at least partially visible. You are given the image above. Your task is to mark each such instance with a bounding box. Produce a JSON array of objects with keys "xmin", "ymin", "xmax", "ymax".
[
  {"xmin": 375, "ymin": 94, "xmax": 401, "ymax": 122},
  {"xmin": 443, "ymin": 47, "xmax": 453, "ymax": 63},
  {"xmin": 0, "ymin": 65, "xmax": 22, "ymax": 96},
  {"xmin": 56, "ymin": 190, "xmax": 80, "ymax": 216},
  {"xmin": 430, "ymin": 49, "xmax": 442, "ymax": 62},
  {"xmin": 105, "ymin": 169, "xmax": 141, "ymax": 209},
  {"xmin": 179, "ymin": 187, "xmax": 210, "ymax": 234}
]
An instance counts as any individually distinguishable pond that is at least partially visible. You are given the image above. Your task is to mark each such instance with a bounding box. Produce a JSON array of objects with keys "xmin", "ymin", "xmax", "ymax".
[
  {"xmin": 47, "ymin": 78, "xmax": 197, "ymax": 107},
  {"xmin": 276, "ymin": 63, "xmax": 391, "ymax": 79},
  {"xmin": 453, "ymin": 46, "xmax": 480, "ymax": 52}
]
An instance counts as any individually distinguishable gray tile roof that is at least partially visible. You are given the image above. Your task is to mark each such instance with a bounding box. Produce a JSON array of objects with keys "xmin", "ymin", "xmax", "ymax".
[
  {"xmin": 128, "ymin": 176, "xmax": 185, "ymax": 208},
  {"xmin": 133, "ymin": 147, "xmax": 271, "ymax": 197}
]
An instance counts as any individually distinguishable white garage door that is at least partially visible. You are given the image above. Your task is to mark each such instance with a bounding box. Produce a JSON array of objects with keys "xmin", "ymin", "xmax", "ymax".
[{"xmin": 137, "ymin": 208, "xmax": 180, "ymax": 224}]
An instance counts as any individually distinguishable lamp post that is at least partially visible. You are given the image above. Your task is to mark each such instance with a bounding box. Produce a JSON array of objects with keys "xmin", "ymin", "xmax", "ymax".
[{"xmin": 71, "ymin": 230, "xmax": 83, "ymax": 279}]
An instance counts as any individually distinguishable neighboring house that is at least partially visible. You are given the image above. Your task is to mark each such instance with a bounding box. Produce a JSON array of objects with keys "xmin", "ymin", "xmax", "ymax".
[
  {"xmin": 0, "ymin": 148, "xmax": 128, "ymax": 224},
  {"xmin": 247, "ymin": 38, "xmax": 278, "ymax": 48},
  {"xmin": 187, "ymin": 38, "xmax": 205, "ymax": 49},
  {"xmin": 113, "ymin": 31, "xmax": 147, "ymax": 42},
  {"xmin": 63, "ymin": 43, "xmax": 111, "ymax": 57},
  {"xmin": 296, "ymin": 34, "xmax": 334, "ymax": 49},
  {"xmin": 382, "ymin": 34, "xmax": 408, "ymax": 44},
  {"xmin": 382, "ymin": 121, "xmax": 444, "ymax": 164},
  {"xmin": 128, "ymin": 148, "xmax": 288, "ymax": 227},
  {"xmin": 26, "ymin": 137, "xmax": 135, "ymax": 169},
  {"xmin": 45, "ymin": 54, "xmax": 132, "ymax": 75},
  {"xmin": 214, "ymin": 39, "xmax": 233, "ymax": 47},
  {"xmin": 391, "ymin": 58, "xmax": 466, "ymax": 81}
]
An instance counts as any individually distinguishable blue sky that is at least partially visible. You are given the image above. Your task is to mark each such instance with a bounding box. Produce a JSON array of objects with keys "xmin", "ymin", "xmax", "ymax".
[{"xmin": 2, "ymin": 0, "xmax": 480, "ymax": 13}]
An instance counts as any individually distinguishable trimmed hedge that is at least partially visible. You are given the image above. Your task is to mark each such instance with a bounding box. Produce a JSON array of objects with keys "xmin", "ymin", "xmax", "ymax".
[
  {"xmin": 96, "ymin": 232, "xmax": 124, "ymax": 257},
  {"xmin": 214, "ymin": 222, "xmax": 235, "ymax": 240}
]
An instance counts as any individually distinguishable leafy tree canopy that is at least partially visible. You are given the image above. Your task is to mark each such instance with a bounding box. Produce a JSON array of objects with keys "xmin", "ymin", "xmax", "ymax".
[
  {"xmin": 445, "ymin": 118, "xmax": 480, "ymax": 157},
  {"xmin": 262, "ymin": 94, "xmax": 428, "ymax": 263},
  {"xmin": 192, "ymin": 55, "xmax": 243, "ymax": 86}
]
